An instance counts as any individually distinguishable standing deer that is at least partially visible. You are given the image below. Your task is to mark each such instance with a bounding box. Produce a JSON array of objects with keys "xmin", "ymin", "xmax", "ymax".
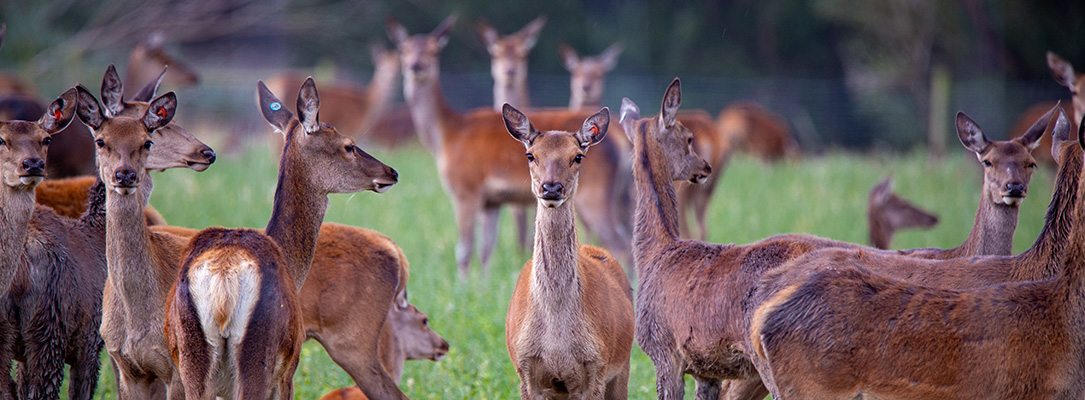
[
  {"xmin": 867, "ymin": 177, "xmax": 939, "ymax": 250},
  {"xmin": 478, "ymin": 15, "xmax": 547, "ymax": 252},
  {"xmin": 387, "ymin": 15, "xmax": 633, "ymax": 274},
  {"xmin": 164, "ymin": 78, "xmax": 400, "ymax": 399},
  {"xmin": 503, "ymin": 104, "xmax": 634, "ymax": 399},
  {"xmin": 264, "ymin": 42, "xmax": 401, "ymax": 151},
  {"xmin": 746, "ymin": 112, "xmax": 1085, "ymax": 399}
]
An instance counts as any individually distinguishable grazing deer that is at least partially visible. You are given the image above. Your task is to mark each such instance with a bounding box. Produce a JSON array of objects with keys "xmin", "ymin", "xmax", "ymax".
[
  {"xmin": 867, "ymin": 177, "xmax": 939, "ymax": 250},
  {"xmin": 502, "ymin": 104, "xmax": 634, "ymax": 399},
  {"xmin": 715, "ymin": 101, "xmax": 799, "ymax": 162},
  {"xmin": 264, "ymin": 42, "xmax": 402, "ymax": 151},
  {"xmin": 746, "ymin": 111, "xmax": 1085, "ymax": 399},
  {"xmin": 387, "ymin": 15, "xmax": 633, "ymax": 274},
  {"xmin": 164, "ymin": 78, "xmax": 400, "ymax": 399}
]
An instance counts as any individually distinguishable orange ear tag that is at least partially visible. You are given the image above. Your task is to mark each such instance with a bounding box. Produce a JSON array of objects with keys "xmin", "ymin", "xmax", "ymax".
[
  {"xmin": 53, "ymin": 109, "xmax": 63, "ymax": 119},
  {"xmin": 589, "ymin": 125, "xmax": 599, "ymax": 135},
  {"xmin": 156, "ymin": 107, "xmax": 167, "ymax": 118}
]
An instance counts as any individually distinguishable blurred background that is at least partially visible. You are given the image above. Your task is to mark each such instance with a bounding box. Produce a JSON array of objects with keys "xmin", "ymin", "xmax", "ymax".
[{"xmin": 0, "ymin": 0, "xmax": 1083, "ymax": 152}]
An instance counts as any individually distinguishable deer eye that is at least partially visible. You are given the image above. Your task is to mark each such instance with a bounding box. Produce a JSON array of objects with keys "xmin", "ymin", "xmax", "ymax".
[
  {"xmin": 0, "ymin": 138, "xmax": 5, "ymax": 146},
  {"xmin": 423, "ymin": 318, "xmax": 429, "ymax": 325},
  {"xmin": 688, "ymin": 137, "xmax": 693, "ymax": 145},
  {"xmin": 144, "ymin": 141, "xmax": 154, "ymax": 150},
  {"xmin": 1028, "ymin": 162, "xmax": 1037, "ymax": 168},
  {"xmin": 42, "ymin": 137, "xmax": 52, "ymax": 146},
  {"xmin": 982, "ymin": 160, "xmax": 992, "ymax": 167},
  {"xmin": 526, "ymin": 153, "xmax": 535, "ymax": 162},
  {"xmin": 574, "ymin": 154, "xmax": 584, "ymax": 163},
  {"xmin": 95, "ymin": 139, "xmax": 105, "ymax": 148},
  {"xmin": 345, "ymin": 144, "xmax": 356, "ymax": 153}
]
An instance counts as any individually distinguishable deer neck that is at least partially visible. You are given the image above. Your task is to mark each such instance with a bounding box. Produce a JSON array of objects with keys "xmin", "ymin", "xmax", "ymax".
[
  {"xmin": 1020, "ymin": 145, "xmax": 1083, "ymax": 279},
  {"xmin": 264, "ymin": 141, "xmax": 328, "ymax": 291},
  {"xmin": 631, "ymin": 121, "xmax": 681, "ymax": 275},
  {"xmin": 1059, "ymin": 151, "xmax": 1085, "ymax": 314},
  {"xmin": 493, "ymin": 74, "xmax": 529, "ymax": 111},
  {"xmin": 378, "ymin": 321, "xmax": 405, "ymax": 383},
  {"xmin": 867, "ymin": 212, "xmax": 891, "ymax": 250},
  {"xmin": 403, "ymin": 73, "xmax": 455, "ymax": 154},
  {"xmin": 105, "ymin": 177, "xmax": 160, "ymax": 315},
  {"xmin": 958, "ymin": 187, "xmax": 1018, "ymax": 256},
  {"xmin": 0, "ymin": 184, "xmax": 34, "ymax": 290},
  {"xmin": 530, "ymin": 198, "xmax": 583, "ymax": 317},
  {"xmin": 364, "ymin": 62, "xmax": 399, "ymax": 126},
  {"xmin": 569, "ymin": 93, "xmax": 599, "ymax": 111}
]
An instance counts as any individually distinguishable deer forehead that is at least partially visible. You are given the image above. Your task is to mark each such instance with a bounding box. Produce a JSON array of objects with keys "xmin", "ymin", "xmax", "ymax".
[
  {"xmin": 984, "ymin": 143, "xmax": 1034, "ymax": 164},
  {"xmin": 528, "ymin": 132, "xmax": 583, "ymax": 160},
  {"xmin": 0, "ymin": 122, "xmax": 49, "ymax": 155},
  {"xmin": 96, "ymin": 117, "xmax": 153, "ymax": 144}
]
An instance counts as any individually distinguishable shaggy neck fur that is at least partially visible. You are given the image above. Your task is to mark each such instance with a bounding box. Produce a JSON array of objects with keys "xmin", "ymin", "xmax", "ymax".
[
  {"xmin": 493, "ymin": 69, "xmax": 529, "ymax": 111},
  {"xmin": 105, "ymin": 176, "xmax": 160, "ymax": 316},
  {"xmin": 264, "ymin": 126, "xmax": 329, "ymax": 291},
  {"xmin": 1018, "ymin": 143, "xmax": 1083, "ymax": 280},
  {"xmin": 0, "ymin": 183, "xmax": 35, "ymax": 291},
  {"xmin": 631, "ymin": 119, "xmax": 680, "ymax": 277},
  {"xmin": 531, "ymin": 197, "xmax": 583, "ymax": 318},
  {"xmin": 956, "ymin": 186, "xmax": 1019, "ymax": 256},
  {"xmin": 1058, "ymin": 149, "xmax": 1085, "ymax": 313},
  {"xmin": 403, "ymin": 73, "xmax": 454, "ymax": 154}
]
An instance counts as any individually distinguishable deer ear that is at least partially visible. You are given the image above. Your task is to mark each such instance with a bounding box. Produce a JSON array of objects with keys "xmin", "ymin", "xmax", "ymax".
[
  {"xmin": 517, "ymin": 15, "xmax": 547, "ymax": 50},
  {"xmin": 576, "ymin": 107, "xmax": 609, "ymax": 149},
  {"xmin": 1015, "ymin": 102, "xmax": 1058, "ymax": 152},
  {"xmin": 38, "ymin": 87, "xmax": 77, "ymax": 134},
  {"xmin": 257, "ymin": 80, "xmax": 294, "ymax": 133},
  {"xmin": 476, "ymin": 19, "xmax": 498, "ymax": 48},
  {"xmin": 599, "ymin": 42, "xmax": 624, "ymax": 71},
  {"xmin": 386, "ymin": 17, "xmax": 409, "ymax": 45},
  {"xmin": 75, "ymin": 85, "xmax": 106, "ymax": 130},
  {"xmin": 131, "ymin": 66, "xmax": 167, "ymax": 103},
  {"xmin": 296, "ymin": 77, "xmax": 320, "ymax": 133},
  {"xmin": 142, "ymin": 92, "xmax": 176, "ymax": 131},
  {"xmin": 368, "ymin": 41, "xmax": 387, "ymax": 64},
  {"xmin": 101, "ymin": 64, "xmax": 125, "ymax": 117},
  {"xmin": 620, "ymin": 97, "xmax": 640, "ymax": 143},
  {"xmin": 870, "ymin": 177, "xmax": 893, "ymax": 205},
  {"xmin": 559, "ymin": 44, "xmax": 579, "ymax": 72},
  {"xmin": 433, "ymin": 14, "xmax": 457, "ymax": 49},
  {"xmin": 659, "ymin": 78, "xmax": 681, "ymax": 130},
  {"xmin": 1048, "ymin": 51, "xmax": 1077, "ymax": 89},
  {"xmin": 502, "ymin": 103, "xmax": 538, "ymax": 146},
  {"xmin": 1051, "ymin": 108, "xmax": 1072, "ymax": 162},
  {"xmin": 955, "ymin": 111, "xmax": 991, "ymax": 155}
]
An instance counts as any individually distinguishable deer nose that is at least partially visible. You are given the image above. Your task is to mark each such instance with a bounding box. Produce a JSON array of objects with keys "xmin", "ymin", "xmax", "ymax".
[
  {"xmin": 1006, "ymin": 183, "xmax": 1025, "ymax": 196},
  {"xmin": 387, "ymin": 167, "xmax": 399, "ymax": 182},
  {"xmin": 582, "ymin": 85, "xmax": 592, "ymax": 92},
  {"xmin": 540, "ymin": 182, "xmax": 564, "ymax": 199},
  {"xmin": 114, "ymin": 170, "xmax": 138, "ymax": 187},
  {"xmin": 410, "ymin": 63, "xmax": 423, "ymax": 72},
  {"xmin": 22, "ymin": 158, "xmax": 45, "ymax": 175},
  {"xmin": 201, "ymin": 149, "xmax": 217, "ymax": 164}
]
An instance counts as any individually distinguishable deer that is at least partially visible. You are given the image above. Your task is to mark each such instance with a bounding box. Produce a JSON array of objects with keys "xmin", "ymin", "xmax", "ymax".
[
  {"xmin": 264, "ymin": 42, "xmax": 402, "ymax": 151},
  {"xmin": 124, "ymin": 33, "xmax": 200, "ymax": 91},
  {"xmin": 744, "ymin": 111, "xmax": 1085, "ymax": 399},
  {"xmin": 715, "ymin": 101, "xmax": 799, "ymax": 163},
  {"xmin": 163, "ymin": 78, "xmax": 400, "ymax": 399},
  {"xmin": 867, "ymin": 177, "xmax": 939, "ymax": 250},
  {"xmin": 1009, "ymin": 51, "xmax": 1083, "ymax": 167},
  {"xmin": 387, "ymin": 15, "xmax": 634, "ymax": 274},
  {"xmin": 557, "ymin": 42, "xmax": 728, "ymax": 240},
  {"xmin": 501, "ymin": 104, "xmax": 634, "ymax": 399},
  {"xmin": 478, "ymin": 15, "xmax": 547, "ymax": 252}
]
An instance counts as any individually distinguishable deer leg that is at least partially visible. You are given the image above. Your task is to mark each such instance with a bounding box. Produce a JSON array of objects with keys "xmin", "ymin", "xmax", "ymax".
[
  {"xmin": 478, "ymin": 205, "xmax": 501, "ymax": 274},
  {"xmin": 513, "ymin": 205, "xmax": 531, "ymax": 252},
  {"xmin": 0, "ymin": 318, "xmax": 14, "ymax": 400},
  {"xmin": 720, "ymin": 377, "xmax": 770, "ymax": 400},
  {"xmin": 693, "ymin": 376, "xmax": 721, "ymax": 400},
  {"xmin": 452, "ymin": 196, "xmax": 482, "ymax": 277},
  {"xmin": 603, "ymin": 363, "xmax": 630, "ymax": 400},
  {"xmin": 67, "ymin": 337, "xmax": 104, "ymax": 400},
  {"xmin": 575, "ymin": 201, "xmax": 633, "ymax": 274},
  {"xmin": 21, "ymin": 324, "xmax": 65, "ymax": 400},
  {"xmin": 315, "ymin": 334, "xmax": 406, "ymax": 400}
]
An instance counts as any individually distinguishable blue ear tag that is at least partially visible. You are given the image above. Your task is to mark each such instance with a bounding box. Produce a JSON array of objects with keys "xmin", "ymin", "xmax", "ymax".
[{"xmin": 269, "ymin": 102, "xmax": 282, "ymax": 111}]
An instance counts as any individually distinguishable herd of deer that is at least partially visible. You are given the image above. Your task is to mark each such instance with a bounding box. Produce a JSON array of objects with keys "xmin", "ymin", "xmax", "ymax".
[{"xmin": 2, "ymin": 11, "xmax": 1085, "ymax": 400}]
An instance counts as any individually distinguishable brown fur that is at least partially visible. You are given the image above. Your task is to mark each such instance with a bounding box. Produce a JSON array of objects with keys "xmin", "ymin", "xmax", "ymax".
[
  {"xmin": 867, "ymin": 177, "xmax": 939, "ymax": 250},
  {"xmin": 165, "ymin": 78, "xmax": 401, "ymax": 399},
  {"xmin": 502, "ymin": 105, "xmax": 634, "ymax": 399},
  {"xmin": 716, "ymin": 101, "xmax": 798, "ymax": 162},
  {"xmin": 388, "ymin": 15, "xmax": 634, "ymax": 274},
  {"xmin": 744, "ymin": 111, "xmax": 1084, "ymax": 399},
  {"xmin": 35, "ymin": 176, "xmax": 167, "ymax": 225},
  {"xmin": 1012, "ymin": 52, "xmax": 1085, "ymax": 166}
]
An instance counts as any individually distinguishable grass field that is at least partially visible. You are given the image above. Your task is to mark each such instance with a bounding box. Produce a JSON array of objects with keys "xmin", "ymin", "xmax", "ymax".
[{"xmin": 69, "ymin": 141, "xmax": 1053, "ymax": 399}]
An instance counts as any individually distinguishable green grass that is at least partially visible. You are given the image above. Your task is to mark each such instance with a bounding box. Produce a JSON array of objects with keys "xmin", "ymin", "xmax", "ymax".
[{"xmin": 68, "ymin": 144, "xmax": 1051, "ymax": 399}]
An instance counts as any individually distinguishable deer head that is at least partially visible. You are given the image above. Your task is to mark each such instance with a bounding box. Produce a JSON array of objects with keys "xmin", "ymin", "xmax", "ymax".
[
  {"xmin": 127, "ymin": 32, "xmax": 200, "ymax": 88},
  {"xmin": 560, "ymin": 43, "xmax": 623, "ymax": 109},
  {"xmin": 504, "ymin": 103, "xmax": 608, "ymax": 208},
  {"xmin": 75, "ymin": 85, "xmax": 176, "ymax": 196},
  {"xmin": 100, "ymin": 64, "xmax": 216, "ymax": 172},
  {"xmin": 257, "ymin": 77, "xmax": 398, "ymax": 194},
  {"xmin": 477, "ymin": 15, "xmax": 546, "ymax": 89},
  {"xmin": 387, "ymin": 15, "xmax": 457, "ymax": 85},
  {"xmin": 620, "ymin": 78, "xmax": 711, "ymax": 183},
  {"xmin": 1048, "ymin": 51, "xmax": 1085, "ymax": 122},
  {"xmin": 0, "ymin": 88, "xmax": 76, "ymax": 189},
  {"xmin": 956, "ymin": 106, "xmax": 1052, "ymax": 207},
  {"xmin": 867, "ymin": 177, "xmax": 939, "ymax": 245},
  {"xmin": 389, "ymin": 301, "xmax": 450, "ymax": 362}
]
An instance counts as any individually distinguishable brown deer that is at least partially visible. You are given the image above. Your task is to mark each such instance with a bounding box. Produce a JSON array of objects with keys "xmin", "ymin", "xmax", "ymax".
[
  {"xmin": 502, "ymin": 104, "xmax": 634, "ymax": 399},
  {"xmin": 387, "ymin": 15, "xmax": 633, "ymax": 274},
  {"xmin": 478, "ymin": 15, "xmax": 547, "ymax": 252},
  {"xmin": 558, "ymin": 42, "xmax": 729, "ymax": 240},
  {"xmin": 264, "ymin": 42, "xmax": 402, "ymax": 151},
  {"xmin": 867, "ymin": 177, "xmax": 939, "ymax": 250},
  {"xmin": 164, "ymin": 78, "xmax": 400, "ymax": 399},
  {"xmin": 716, "ymin": 101, "xmax": 799, "ymax": 162},
  {"xmin": 745, "ymin": 111, "xmax": 1085, "ymax": 399},
  {"xmin": 1010, "ymin": 51, "xmax": 1083, "ymax": 166},
  {"xmin": 125, "ymin": 33, "xmax": 200, "ymax": 91}
]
